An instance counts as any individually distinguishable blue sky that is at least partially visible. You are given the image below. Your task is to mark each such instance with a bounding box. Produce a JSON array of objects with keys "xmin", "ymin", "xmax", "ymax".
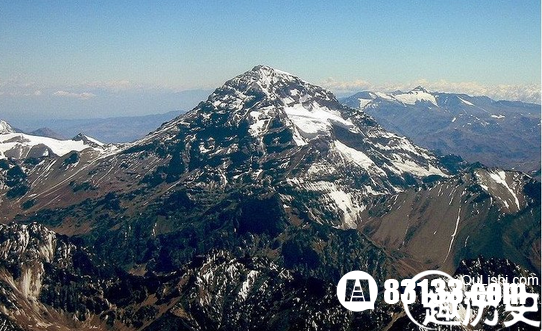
[{"xmin": 0, "ymin": 1, "xmax": 540, "ymax": 123}]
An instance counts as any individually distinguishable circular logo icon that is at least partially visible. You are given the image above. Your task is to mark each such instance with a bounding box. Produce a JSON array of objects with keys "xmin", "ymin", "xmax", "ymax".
[{"xmin": 337, "ymin": 270, "xmax": 378, "ymax": 312}]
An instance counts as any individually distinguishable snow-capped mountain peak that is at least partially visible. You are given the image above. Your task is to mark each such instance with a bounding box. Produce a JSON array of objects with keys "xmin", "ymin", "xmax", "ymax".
[
  {"xmin": 343, "ymin": 87, "xmax": 439, "ymax": 110},
  {"xmin": 247, "ymin": 65, "xmax": 298, "ymax": 86},
  {"xmin": 0, "ymin": 120, "xmax": 16, "ymax": 134},
  {"xmin": 0, "ymin": 131, "xmax": 115, "ymax": 160},
  {"xmin": 232, "ymin": 65, "xmax": 309, "ymax": 91},
  {"xmin": 0, "ymin": 68, "xmax": 537, "ymax": 331},
  {"xmin": 0, "ymin": 119, "xmax": 120, "ymax": 161},
  {"xmin": 393, "ymin": 87, "xmax": 437, "ymax": 106},
  {"xmin": 72, "ymin": 133, "xmax": 105, "ymax": 147},
  {"xmin": 216, "ymin": 64, "xmax": 337, "ymax": 107},
  {"xmin": 410, "ymin": 85, "xmax": 429, "ymax": 93},
  {"xmin": 132, "ymin": 66, "xmax": 451, "ymax": 229},
  {"xmin": 184, "ymin": 65, "xmax": 356, "ymax": 145}
]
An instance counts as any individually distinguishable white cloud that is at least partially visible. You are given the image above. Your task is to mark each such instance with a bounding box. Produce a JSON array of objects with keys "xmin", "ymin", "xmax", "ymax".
[
  {"xmin": 53, "ymin": 90, "xmax": 96, "ymax": 100},
  {"xmin": 321, "ymin": 78, "xmax": 541, "ymax": 104},
  {"xmin": 321, "ymin": 78, "xmax": 372, "ymax": 93}
]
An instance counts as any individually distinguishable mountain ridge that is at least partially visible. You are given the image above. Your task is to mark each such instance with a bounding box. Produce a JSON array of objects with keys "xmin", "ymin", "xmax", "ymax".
[
  {"xmin": 340, "ymin": 88, "xmax": 541, "ymax": 172},
  {"xmin": 0, "ymin": 122, "xmax": 118, "ymax": 160},
  {"xmin": 0, "ymin": 66, "xmax": 538, "ymax": 330}
]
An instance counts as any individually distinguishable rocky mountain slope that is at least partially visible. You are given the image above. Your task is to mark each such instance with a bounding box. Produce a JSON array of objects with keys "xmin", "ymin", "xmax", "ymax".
[
  {"xmin": 0, "ymin": 66, "xmax": 538, "ymax": 330},
  {"xmin": 340, "ymin": 88, "xmax": 541, "ymax": 172},
  {"xmin": 360, "ymin": 167, "xmax": 540, "ymax": 273}
]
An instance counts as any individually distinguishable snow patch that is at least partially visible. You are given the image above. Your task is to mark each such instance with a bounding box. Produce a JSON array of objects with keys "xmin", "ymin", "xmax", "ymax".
[
  {"xmin": 358, "ymin": 98, "xmax": 373, "ymax": 109},
  {"xmin": 283, "ymin": 102, "xmax": 356, "ymax": 138},
  {"xmin": 82, "ymin": 135, "xmax": 104, "ymax": 146},
  {"xmin": 334, "ymin": 141, "xmax": 374, "ymax": 169},
  {"xmin": 491, "ymin": 114, "xmax": 505, "ymax": 119},
  {"xmin": 394, "ymin": 90, "xmax": 437, "ymax": 106},
  {"xmin": 488, "ymin": 171, "xmax": 520, "ymax": 209},
  {"xmin": 458, "ymin": 97, "xmax": 474, "ymax": 106},
  {"xmin": 327, "ymin": 189, "xmax": 364, "ymax": 229},
  {"xmin": 0, "ymin": 133, "xmax": 111, "ymax": 159},
  {"xmin": 374, "ymin": 92, "xmax": 395, "ymax": 101},
  {"xmin": 390, "ymin": 156, "xmax": 446, "ymax": 177},
  {"xmin": 475, "ymin": 170, "xmax": 521, "ymax": 211}
]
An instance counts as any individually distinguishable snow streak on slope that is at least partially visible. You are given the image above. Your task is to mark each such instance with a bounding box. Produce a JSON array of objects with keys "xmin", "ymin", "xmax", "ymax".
[{"xmin": 475, "ymin": 169, "xmax": 523, "ymax": 212}]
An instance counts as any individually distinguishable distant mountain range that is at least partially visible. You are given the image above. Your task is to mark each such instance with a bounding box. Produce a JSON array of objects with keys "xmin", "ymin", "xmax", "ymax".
[
  {"xmin": 0, "ymin": 66, "xmax": 539, "ymax": 330},
  {"xmin": 9, "ymin": 86, "xmax": 540, "ymax": 176},
  {"xmin": 340, "ymin": 87, "xmax": 541, "ymax": 172},
  {"xmin": 28, "ymin": 127, "xmax": 66, "ymax": 140},
  {"xmin": 15, "ymin": 110, "xmax": 184, "ymax": 143}
]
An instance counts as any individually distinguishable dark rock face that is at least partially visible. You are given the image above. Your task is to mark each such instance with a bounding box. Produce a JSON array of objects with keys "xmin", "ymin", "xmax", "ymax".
[
  {"xmin": 0, "ymin": 67, "xmax": 538, "ymax": 330},
  {"xmin": 0, "ymin": 222, "xmax": 401, "ymax": 330}
]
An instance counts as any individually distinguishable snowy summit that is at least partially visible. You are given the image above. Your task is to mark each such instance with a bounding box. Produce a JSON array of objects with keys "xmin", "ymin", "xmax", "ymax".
[{"xmin": 0, "ymin": 120, "xmax": 16, "ymax": 134}]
